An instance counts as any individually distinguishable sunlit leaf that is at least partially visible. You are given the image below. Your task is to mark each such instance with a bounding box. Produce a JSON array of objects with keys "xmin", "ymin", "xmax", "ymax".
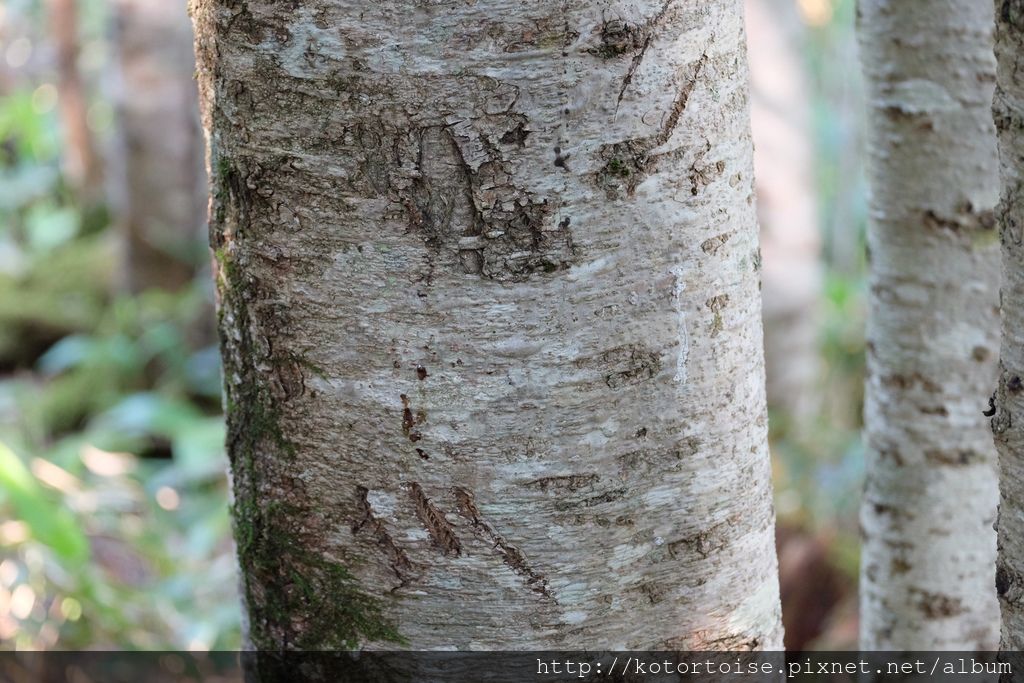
[{"xmin": 0, "ymin": 441, "xmax": 88, "ymax": 562}]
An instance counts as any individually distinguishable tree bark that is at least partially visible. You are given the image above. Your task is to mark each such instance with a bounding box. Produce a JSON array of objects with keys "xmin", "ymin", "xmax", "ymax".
[
  {"xmin": 858, "ymin": 0, "xmax": 1001, "ymax": 650},
  {"xmin": 112, "ymin": 0, "xmax": 207, "ymax": 293},
  {"xmin": 992, "ymin": 0, "xmax": 1024, "ymax": 652},
  {"xmin": 192, "ymin": 0, "xmax": 782, "ymax": 649}
]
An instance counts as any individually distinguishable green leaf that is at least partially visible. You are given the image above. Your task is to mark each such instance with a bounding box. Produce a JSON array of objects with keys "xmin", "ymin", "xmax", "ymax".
[{"xmin": 0, "ymin": 441, "xmax": 89, "ymax": 562}]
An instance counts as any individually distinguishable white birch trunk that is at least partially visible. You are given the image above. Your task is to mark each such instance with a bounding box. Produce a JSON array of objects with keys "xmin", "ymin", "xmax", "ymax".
[
  {"xmin": 191, "ymin": 0, "xmax": 783, "ymax": 649},
  {"xmin": 858, "ymin": 0, "xmax": 1001, "ymax": 650},
  {"xmin": 992, "ymin": 0, "xmax": 1024, "ymax": 652}
]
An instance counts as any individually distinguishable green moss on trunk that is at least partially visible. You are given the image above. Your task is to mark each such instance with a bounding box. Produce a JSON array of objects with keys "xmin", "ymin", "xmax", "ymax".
[{"xmin": 212, "ymin": 159, "xmax": 402, "ymax": 650}]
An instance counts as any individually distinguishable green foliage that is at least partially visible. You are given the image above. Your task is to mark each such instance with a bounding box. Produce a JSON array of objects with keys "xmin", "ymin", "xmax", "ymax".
[
  {"xmin": 0, "ymin": 13, "xmax": 238, "ymax": 647},
  {"xmin": 0, "ymin": 281, "xmax": 240, "ymax": 648},
  {"xmin": 0, "ymin": 442, "xmax": 88, "ymax": 562}
]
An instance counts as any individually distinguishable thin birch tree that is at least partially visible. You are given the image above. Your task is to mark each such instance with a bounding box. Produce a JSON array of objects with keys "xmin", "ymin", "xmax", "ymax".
[
  {"xmin": 992, "ymin": 0, "xmax": 1024, "ymax": 651},
  {"xmin": 859, "ymin": 0, "xmax": 1001, "ymax": 650}
]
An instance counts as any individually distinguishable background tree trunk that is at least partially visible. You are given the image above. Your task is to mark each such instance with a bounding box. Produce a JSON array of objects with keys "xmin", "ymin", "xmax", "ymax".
[
  {"xmin": 192, "ymin": 0, "xmax": 782, "ymax": 649},
  {"xmin": 48, "ymin": 0, "xmax": 102, "ymax": 201},
  {"xmin": 992, "ymin": 0, "xmax": 1024, "ymax": 652},
  {"xmin": 112, "ymin": 0, "xmax": 207, "ymax": 293},
  {"xmin": 746, "ymin": 0, "xmax": 823, "ymax": 437},
  {"xmin": 858, "ymin": 0, "xmax": 1001, "ymax": 650}
]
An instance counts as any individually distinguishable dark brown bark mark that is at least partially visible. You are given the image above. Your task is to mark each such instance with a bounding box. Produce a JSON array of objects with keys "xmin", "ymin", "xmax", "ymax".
[
  {"xmin": 597, "ymin": 51, "xmax": 710, "ymax": 198},
  {"xmin": 588, "ymin": 19, "xmax": 645, "ymax": 59},
  {"xmin": 453, "ymin": 487, "xmax": 554, "ymax": 599},
  {"xmin": 891, "ymin": 557, "xmax": 913, "ymax": 575},
  {"xmin": 614, "ymin": 0, "xmax": 677, "ymax": 106},
  {"xmin": 637, "ymin": 581, "xmax": 667, "ymax": 604},
  {"xmin": 922, "ymin": 204, "xmax": 997, "ymax": 235},
  {"xmin": 526, "ymin": 473, "xmax": 599, "ymax": 493},
  {"xmin": 918, "ymin": 405, "xmax": 949, "ymax": 416},
  {"xmin": 690, "ymin": 159, "xmax": 727, "ymax": 196},
  {"xmin": 876, "ymin": 447, "xmax": 906, "ymax": 466},
  {"xmin": 871, "ymin": 501, "xmax": 916, "ymax": 521},
  {"xmin": 879, "ymin": 372, "xmax": 943, "ymax": 393},
  {"xmin": 574, "ymin": 343, "xmax": 662, "ymax": 389},
  {"xmin": 701, "ymin": 232, "xmax": 731, "ymax": 255},
  {"xmin": 409, "ymin": 482, "xmax": 462, "ymax": 556},
  {"xmin": 911, "ymin": 589, "xmax": 966, "ymax": 619},
  {"xmin": 996, "ymin": 563, "xmax": 1024, "ymax": 603},
  {"xmin": 924, "ymin": 448, "xmax": 984, "ymax": 466},
  {"xmin": 352, "ymin": 486, "xmax": 416, "ymax": 590},
  {"xmin": 706, "ymin": 294, "xmax": 729, "ymax": 312},
  {"xmin": 617, "ymin": 437, "xmax": 701, "ymax": 476},
  {"xmin": 566, "ymin": 488, "xmax": 628, "ymax": 509},
  {"xmin": 499, "ymin": 122, "xmax": 529, "ymax": 146},
  {"xmin": 401, "ymin": 124, "xmax": 574, "ymax": 281},
  {"xmin": 399, "ymin": 394, "xmax": 423, "ymax": 443},
  {"xmin": 667, "ymin": 527, "xmax": 727, "ymax": 560}
]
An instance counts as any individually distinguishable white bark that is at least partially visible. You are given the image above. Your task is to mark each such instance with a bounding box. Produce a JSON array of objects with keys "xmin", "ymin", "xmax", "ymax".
[
  {"xmin": 192, "ymin": 0, "xmax": 782, "ymax": 649},
  {"xmin": 858, "ymin": 0, "xmax": 1001, "ymax": 650},
  {"xmin": 992, "ymin": 0, "xmax": 1024, "ymax": 652}
]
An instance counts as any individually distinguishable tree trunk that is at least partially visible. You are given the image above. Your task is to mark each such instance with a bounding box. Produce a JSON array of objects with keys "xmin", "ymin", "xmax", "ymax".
[
  {"xmin": 746, "ymin": 0, "xmax": 823, "ymax": 436},
  {"xmin": 191, "ymin": 0, "xmax": 783, "ymax": 649},
  {"xmin": 48, "ymin": 0, "xmax": 103, "ymax": 201},
  {"xmin": 112, "ymin": 0, "xmax": 207, "ymax": 293},
  {"xmin": 992, "ymin": 0, "xmax": 1024, "ymax": 652},
  {"xmin": 858, "ymin": 0, "xmax": 1001, "ymax": 650}
]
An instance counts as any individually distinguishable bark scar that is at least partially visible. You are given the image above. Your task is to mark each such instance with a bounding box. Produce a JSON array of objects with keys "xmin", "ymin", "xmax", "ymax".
[
  {"xmin": 453, "ymin": 487, "xmax": 554, "ymax": 600},
  {"xmin": 653, "ymin": 50, "xmax": 710, "ymax": 148},
  {"xmin": 597, "ymin": 48, "xmax": 711, "ymax": 198},
  {"xmin": 352, "ymin": 486, "xmax": 416, "ymax": 591},
  {"xmin": 615, "ymin": 0, "xmax": 677, "ymax": 108},
  {"xmin": 409, "ymin": 482, "xmax": 462, "ymax": 555}
]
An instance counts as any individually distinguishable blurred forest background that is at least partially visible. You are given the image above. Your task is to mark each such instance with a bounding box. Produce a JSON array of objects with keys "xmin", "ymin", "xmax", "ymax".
[{"xmin": 0, "ymin": 0, "xmax": 868, "ymax": 650}]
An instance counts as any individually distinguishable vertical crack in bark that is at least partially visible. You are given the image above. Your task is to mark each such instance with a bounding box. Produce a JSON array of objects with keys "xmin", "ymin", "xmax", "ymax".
[
  {"xmin": 615, "ymin": 0, "xmax": 677, "ymax": 107},
  {"xmin": 409, "ymin": 482, "xmax": 462, "ymax": 556},
  {"xmin": 400, "ymin": 393, "xmax": 423, "ymax": 443},
  {"xmin": 352, "ymin": 486, "xmax": 417, "ymax": 591},
  {"xmin": 597, "ymin": 49, "xmax": 711, "ymax": 198},
  {"xmin": 653, "ymin": 51, "xmax": 710, "ymax": 148},
  {"xmin": 453, "ymin": 487, "xmax": 554, "ymax": 600}
]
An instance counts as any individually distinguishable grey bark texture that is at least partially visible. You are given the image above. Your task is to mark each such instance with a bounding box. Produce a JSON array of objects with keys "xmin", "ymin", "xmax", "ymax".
[
  {"xmin": 858, "ymin": 0, "xmax": 1001, "ymax": 650},
  {"xmin": 992, "ymin": 0, "xmax": 1024, "ymax": 652},
  {"xmin": 191, "ymin": 0, "xmax": 783, "ymax": 649}
]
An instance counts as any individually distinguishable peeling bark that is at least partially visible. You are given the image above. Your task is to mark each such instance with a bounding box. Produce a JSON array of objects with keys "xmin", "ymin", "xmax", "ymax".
[
  {"xmin": 192, "ymin": 0, "xmax": 782, "ymax": 649},
  {"xmin": 858, "ymin": 0, "xmax": 1001, "ymax": 650},
  {"xmin": 993, "ymin": 0, "xmax": 1024, "ymax": 652}
]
